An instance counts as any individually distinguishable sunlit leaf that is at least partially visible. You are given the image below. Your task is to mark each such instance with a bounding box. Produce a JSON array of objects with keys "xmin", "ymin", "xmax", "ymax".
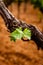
[
  {"xmin": 10, "ymin": 27, "xmax": 23, "ymax": 41},
  {"xmin": 23, "ymin": 28, "xmax": 31, "ymax": 40},
  {"xmin": 10, "ymin": 27, "xmax": 31, "ymax": 41}
]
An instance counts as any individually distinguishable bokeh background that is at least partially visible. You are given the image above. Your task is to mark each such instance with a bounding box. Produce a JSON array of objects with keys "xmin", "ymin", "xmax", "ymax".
[
  {"xmin": 0, "ymin": 0, "xmax": 43, "ymax": 65},
  {"xmin": 4, "ymin": 0, "xmax": 43, "ymax": 32}
]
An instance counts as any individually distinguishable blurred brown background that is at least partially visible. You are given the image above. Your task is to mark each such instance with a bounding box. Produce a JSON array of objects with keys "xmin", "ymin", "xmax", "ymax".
[
  {"xmin": 8, "ymin": 2, "xmax": 43, "ymax": 32},
  {"xmin": 0, "ymin": 1, "xmax": 43, "ymax": 65}
]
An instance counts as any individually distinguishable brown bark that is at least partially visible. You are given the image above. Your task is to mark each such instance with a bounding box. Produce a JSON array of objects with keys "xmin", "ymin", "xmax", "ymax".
[{"xmin": 0, "ymin": 1, "xmax": 43, "ymax": 49}]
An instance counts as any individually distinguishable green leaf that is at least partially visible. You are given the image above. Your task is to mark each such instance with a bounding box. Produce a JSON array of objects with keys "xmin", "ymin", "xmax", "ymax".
[
  {"xmin": 10, "ymin": 27, "xmax": 23, "ymax": 41},
  {"xmin": 23, "ymin": 28, "xmax": 31, "ymax": 40},
  {"xmin": 10, "ymin": 27, "xmax": 31, "ymax": 41}
]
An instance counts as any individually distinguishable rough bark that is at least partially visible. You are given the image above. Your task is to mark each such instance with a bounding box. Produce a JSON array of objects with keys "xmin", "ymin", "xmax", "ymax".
[{"xmin": 0, "ymin": 1, "xmax": 43, "ymax": 49}]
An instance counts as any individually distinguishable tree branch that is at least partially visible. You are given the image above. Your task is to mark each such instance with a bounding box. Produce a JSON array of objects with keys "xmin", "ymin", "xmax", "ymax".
[{"xmin": 0, "ymin": 1, "xmax": 43, "ymax": 49}]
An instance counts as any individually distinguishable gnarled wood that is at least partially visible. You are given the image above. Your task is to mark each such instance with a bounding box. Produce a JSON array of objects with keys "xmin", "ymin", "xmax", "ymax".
[{"xmin": 0, "ymin": 1, "xmax": 43, "ymax": 49}]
